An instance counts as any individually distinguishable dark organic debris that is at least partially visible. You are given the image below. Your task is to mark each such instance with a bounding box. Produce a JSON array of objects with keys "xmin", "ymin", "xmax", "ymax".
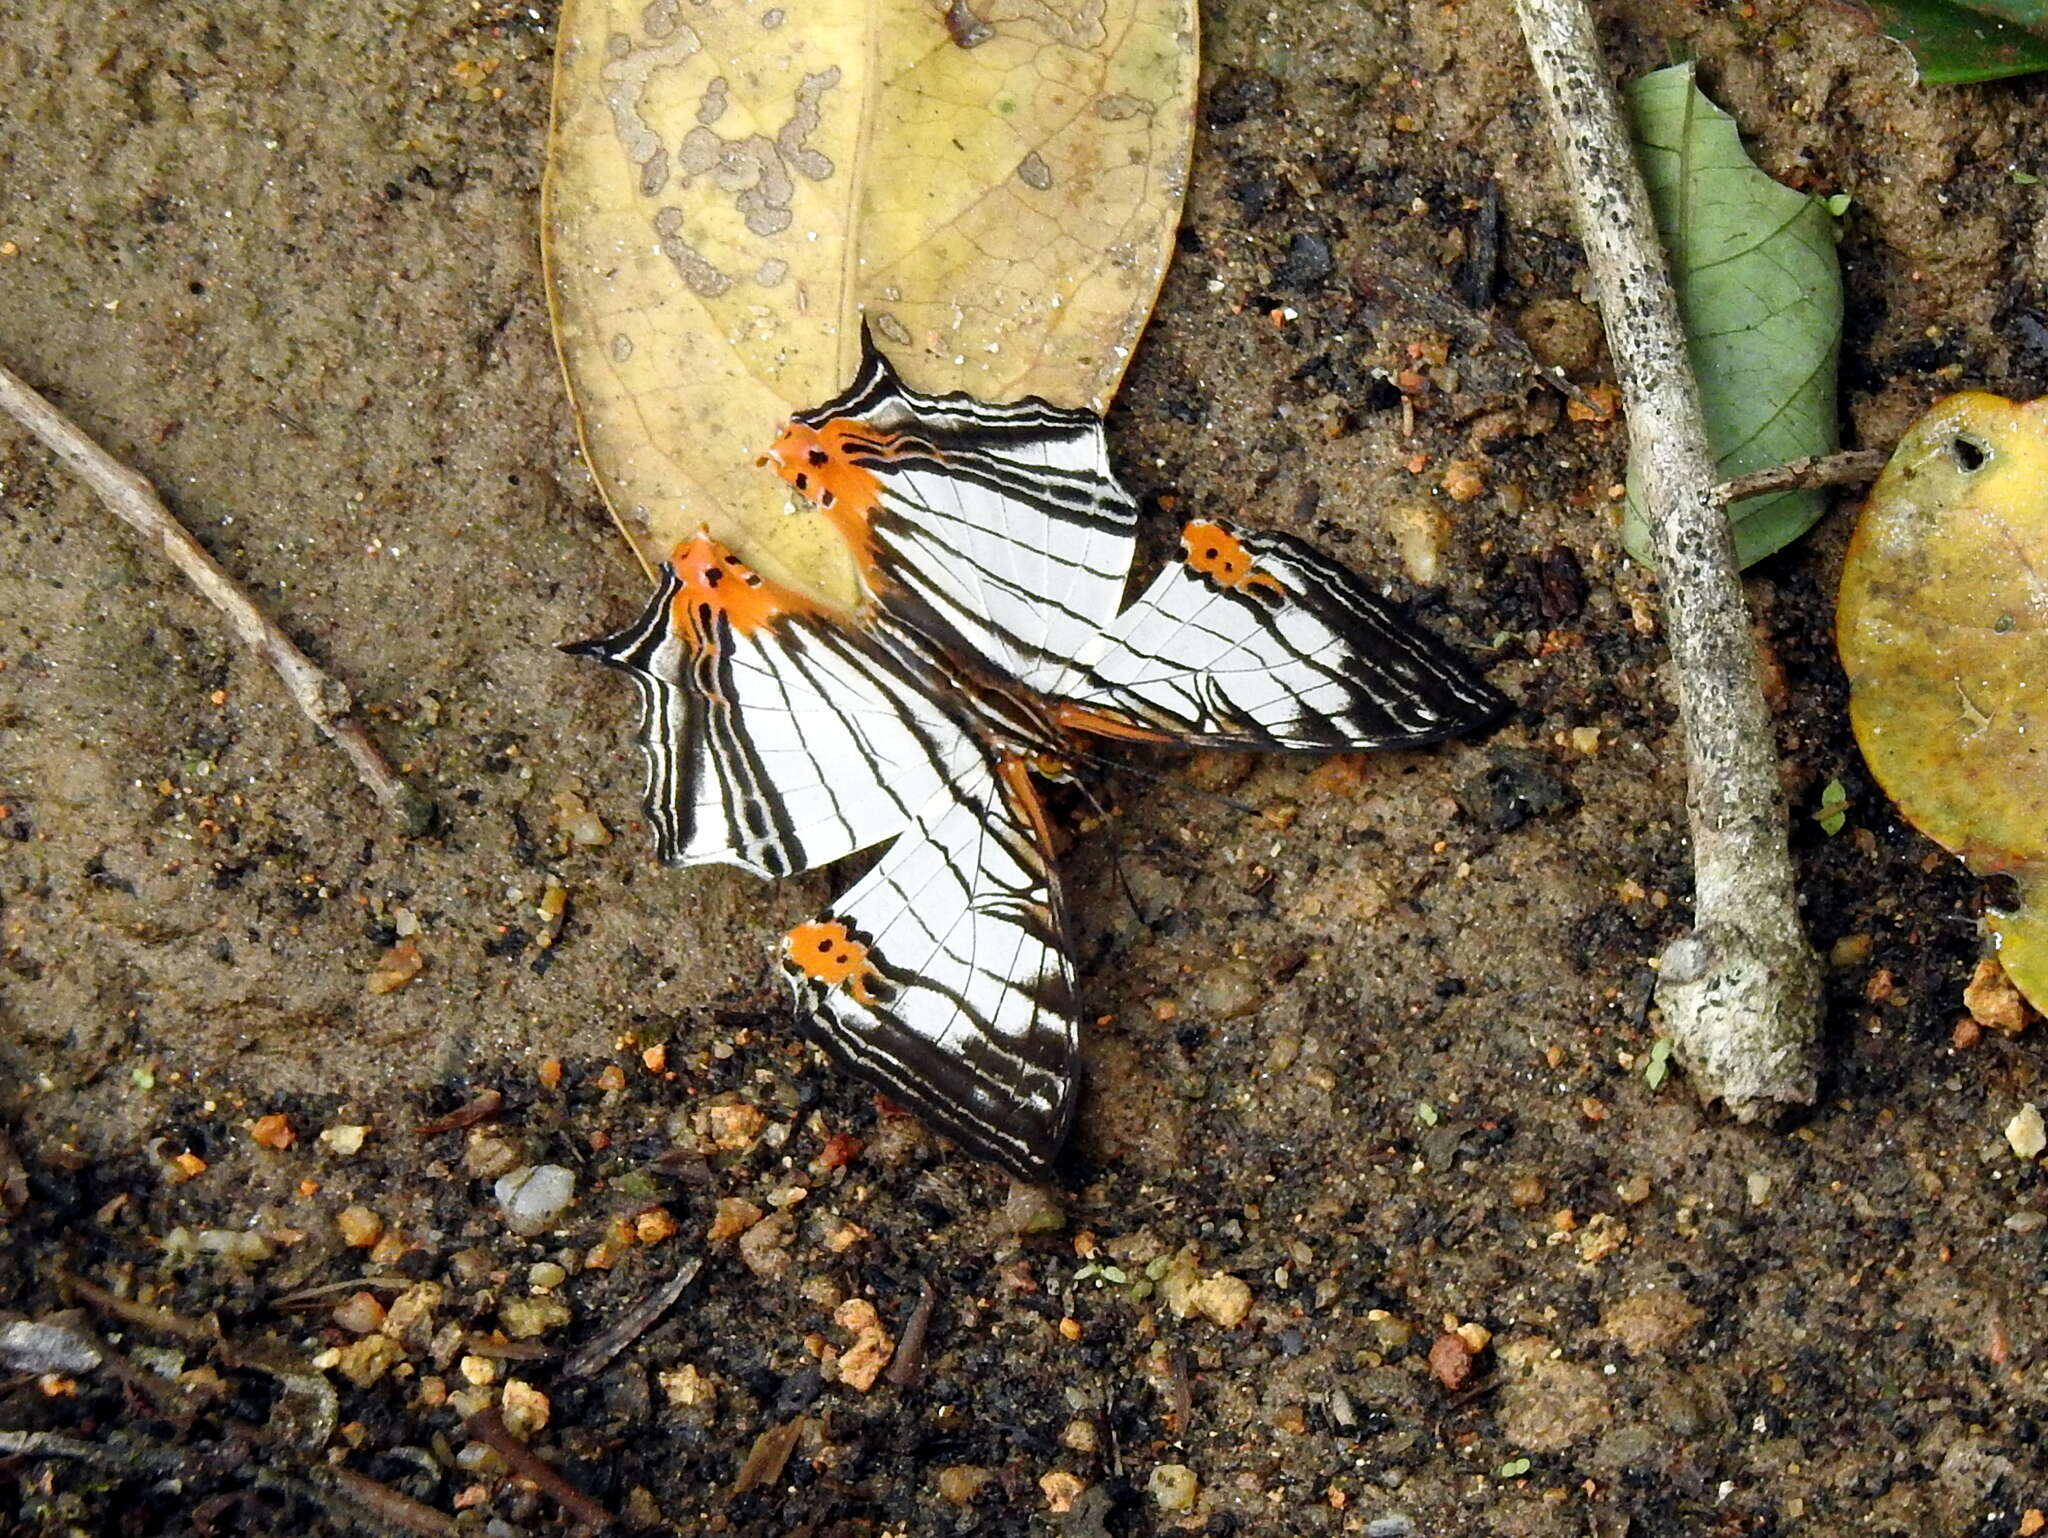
[
  {"xmin": 0, "ymin": 1125, "xmax": 27, "ymax": 1214},
  {"xmin": 885, "ymin": 1277, "xmax": 940, "ymax": 1389},
  {"xmin": 943, "ymin": 0, "xmax": 994, "ymax": 47},
  {"xmin": 1457, "ymin": 749, "xmax": 1580, "ymax": 833},
  {"xmin": 464, "ymin": 1407, "xmax": 614, "ymax": 1531},
  {"xmin": 729, "ymin": 1416, "xmax": 806, "ymax": 1500},
  {"xmin": 564, "ymin": 1256, "xmax": 703, "ymax": 1377},
  {"xmin": 415, "ymin": 1087, "xmax": 504, "ymax": 1136},
  {"xmin": 1274, "ymin": 232, "xmax": 1335, "ymax": 289}
]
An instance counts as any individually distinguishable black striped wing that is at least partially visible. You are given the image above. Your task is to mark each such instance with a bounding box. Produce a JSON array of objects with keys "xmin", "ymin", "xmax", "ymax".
[
  {"xmin": 570, "ymin": 530, "xmax": 1080, "ymax": 1177},
  {"xmin": 771, "ymin": 326, "xmax": 1140, "ymax": 697},
  {"xmin": 1051, "ymin": 517, "xmax": 1509, "ymax": 750},
  {"xmin": 782, "ymin": 746, "xmax": 1078, "ymax": 1178},
  {"xmin": 566, "ymin": 534, "xmax": 974, "ymax": 879}
]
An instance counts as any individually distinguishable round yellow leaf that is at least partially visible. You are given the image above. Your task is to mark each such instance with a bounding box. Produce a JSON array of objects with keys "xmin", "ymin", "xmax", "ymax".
[{"xmin": 1837, "ymin": 392, "xmax": 2048, "ymax": 1008}]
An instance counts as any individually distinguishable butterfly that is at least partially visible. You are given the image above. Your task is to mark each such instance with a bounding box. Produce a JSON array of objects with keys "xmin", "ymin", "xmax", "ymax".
[{"xmin": 568, "ymin": 327, "xmax": 1507, "ymax": 1178}]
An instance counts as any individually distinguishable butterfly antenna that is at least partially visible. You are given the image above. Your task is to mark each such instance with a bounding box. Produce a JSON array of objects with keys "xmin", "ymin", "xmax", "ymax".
[{"xmin": 1067, "ymin": 772, "xmax": 1146, "ymax": 925}]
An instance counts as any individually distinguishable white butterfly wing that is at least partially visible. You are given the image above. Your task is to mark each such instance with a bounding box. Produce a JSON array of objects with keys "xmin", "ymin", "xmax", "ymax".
[
  {"xmin": 1051, "ymin": 518, "xmax": 1508, "ymax": 750},
  {"xmin": 769, "ymin": 328, "xmax": 1139, "ymax": 698},
  {"xmin": 782, "ymin": 747, "xmax": 1078, "ymax": 1178},
  {"xmin": 566, "ymin": 535, "xmax": 975, "ymax": 880}
]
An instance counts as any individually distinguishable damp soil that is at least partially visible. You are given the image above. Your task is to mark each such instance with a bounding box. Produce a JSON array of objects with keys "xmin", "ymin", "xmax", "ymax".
[{"xmin": 5, "ymin": 1, "xmax": 2048, "ymax": 1534}]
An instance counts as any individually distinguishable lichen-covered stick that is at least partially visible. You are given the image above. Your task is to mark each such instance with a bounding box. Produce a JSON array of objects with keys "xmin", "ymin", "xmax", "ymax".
[
  {"xmin": 0, "ymin": 358, "xmax": 417, "ymax": 823},
  {"xmin": 1512, "ymin": 0, "xmax": 1822, "ymax": 1113}
]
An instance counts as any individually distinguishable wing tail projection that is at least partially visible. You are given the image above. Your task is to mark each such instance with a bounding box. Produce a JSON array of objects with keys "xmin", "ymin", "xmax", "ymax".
[{"xmin": 1052, "ymin": 517, "xmax": 1508, "ymax": 752}]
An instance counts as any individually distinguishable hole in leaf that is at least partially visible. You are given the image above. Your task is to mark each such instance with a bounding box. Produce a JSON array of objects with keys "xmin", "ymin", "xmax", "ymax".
[{"xmin": 1951, "ymin": 435, "xmax": 1990, "ymax": 473}]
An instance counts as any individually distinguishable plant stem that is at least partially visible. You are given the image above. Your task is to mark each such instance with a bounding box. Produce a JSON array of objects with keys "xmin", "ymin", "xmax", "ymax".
[
  {"xmin": 1513, "ymin": 0, "xmax": 1823, "ymax": 1114},
  {"xmin": 0, "ymin": 359, "xmax": 424, "ymax": 826}
]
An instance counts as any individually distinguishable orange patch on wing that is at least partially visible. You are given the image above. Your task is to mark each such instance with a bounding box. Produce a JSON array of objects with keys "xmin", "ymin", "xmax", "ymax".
[
  {"xmin": 763, "ymin": 418, "xmax": 900, "ymax": 576},
  {"xmin": 786, "ymin": 919, "xmax": 883, "ymax": 1005},
  {"xmin": 1182, "ymin": 519, "xmax": 1285, "ymax": 598},
  {"xmin": 1051, "ymin": 701, "xmax": 1176, "ymax": 744},
  {"xmin": 667, "ymin": 529, "xmax": 819, "ymax": 646}
]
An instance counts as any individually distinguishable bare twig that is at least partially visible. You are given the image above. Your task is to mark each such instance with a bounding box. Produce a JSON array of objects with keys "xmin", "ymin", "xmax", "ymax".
[
  {"xmin": 414, "ymin": 1087, "xmax": 504, "ymax": 1136},
  {"xmin": 1513, "ymin": 0, "xmax": 1822, "ymax": 1113},
  {"xmin": 463, "ymin": 1408, "xmax": 613, "ymax": 1531},
  {"xmin": 57, "ymin": 1270, "xmax": 216, "ymax": 1342},
  {"xmin": 1711, "ymin": 448, "xmax": 1889, "ymax": 508},
  {"xmin": 327, "ymin": 1467, "xmax": 460, "ymax": 1538},
  {"xmin": 564, "ymin": 1256, "xmax": 702, "ymax": 1378},
  {"xmin": 0, "ymin": 359, "xmax": 418, "ymax": 821}
]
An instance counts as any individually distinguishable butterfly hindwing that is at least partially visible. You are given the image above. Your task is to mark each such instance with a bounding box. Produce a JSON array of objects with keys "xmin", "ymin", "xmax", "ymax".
[
  {"xmin": 1051, "ymin": 517, "xmax": 1508, "ymax": 751},
  {"xmin": 782, "ymin": 747, "xmax": 1078, "ymax": 1178},
  {"xmin": 765, "ymin": 326, "xmax": 1140, "ymax": 698},
  {"xmin": 565, "ymin": 532, "xmax": 975, "ymax": 879}
]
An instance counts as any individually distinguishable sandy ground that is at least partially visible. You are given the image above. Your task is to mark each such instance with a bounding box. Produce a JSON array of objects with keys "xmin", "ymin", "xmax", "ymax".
[{"xmin": 4, "ymin": 0, "xmax": 2048, "ymax": 1533}]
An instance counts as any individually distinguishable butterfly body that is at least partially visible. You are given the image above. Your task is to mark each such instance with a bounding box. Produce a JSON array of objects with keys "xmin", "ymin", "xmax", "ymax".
[{"xmin": 573, "ymin": 329, "xmax": 1506, "ymax": 1177}]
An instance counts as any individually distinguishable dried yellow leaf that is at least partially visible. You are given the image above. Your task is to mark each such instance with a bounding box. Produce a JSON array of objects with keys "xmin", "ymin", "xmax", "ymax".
[{"xmin": 544, "ymin": 0, "xmax": 1196, "ymax": 607}]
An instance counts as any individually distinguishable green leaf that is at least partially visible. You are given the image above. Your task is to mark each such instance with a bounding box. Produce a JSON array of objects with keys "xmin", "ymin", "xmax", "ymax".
[
  {"xmin": 1865, "ymin": 0, "xmax": 2048, "ymax": 82},
  {"xmin": 1622, "ymin": 66, "xmax": 1843, "ymax": 570},
  {"xmin": 1415, "ymin": 1101, "xmax": 1440, "ymax": 1127},
  {"xmin": 1824, "ymin": 192, "xmax": 1854, "ymax": 216},
  {"xmin": 1643, "ymin": 1035, "xmax": 1675, "ymax": 1090},
  {"xmin": 1818, "ymin": 779, "xmax": 1849, "ymax": 836},
  {"xmin": 1497, "ymin": 1458, "xmax": 1532, "ymax": 1479}
]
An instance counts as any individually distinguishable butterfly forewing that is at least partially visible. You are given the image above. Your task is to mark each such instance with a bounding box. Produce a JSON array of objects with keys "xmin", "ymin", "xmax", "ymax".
[
  {"xmin": 1052, "ymin": 518, "xmax": 1508, "ymax": 751},
  {"xmin": 566, "ymin": 532, "xmax": 975, "ymax": 879},
  {"xmin": 767, "ymin": 328, "xmax": 1140, "ymax": 697},
  {"xmin": 782, "ymin": 746, "xmax": 1079, "ymax": 1178}
]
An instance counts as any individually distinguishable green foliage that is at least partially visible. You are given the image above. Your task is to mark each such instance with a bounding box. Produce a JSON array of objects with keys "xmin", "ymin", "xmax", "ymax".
[
  {"xmin": 1623, "ymin": 67, "xmax": 1843, "ymax": 570},
  {"xmin": 1818, "ymin": 780, "xmax": 1849, "ymax": 836},
  {"xmin": 1865, "ymin": 0, "xmax": 2048, "ymax": 83},
  {"xmin": 1643, "ymin": 1036, "xmax": 1675, "ymax": 1091}
]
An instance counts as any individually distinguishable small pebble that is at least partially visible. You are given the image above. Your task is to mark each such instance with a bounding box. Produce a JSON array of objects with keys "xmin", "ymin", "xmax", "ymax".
[
  {"xmin": 2005, "ymin": 1104, "xmax": 2046, "ymax": 1160},
  {"xmin": 495, "ymin": 1164, "xmax": 576, "ymax": 1236},
  {"xmin": 500, "ymin": 1295, "xmax": 572, "ymax": 1339},
  {"xmin": 318, "ymin": 1124, "xmax": 369, "ymax": 1156},
  {"xmin": 938, "ymin": 1466, "xmax": 994, "ymax": 1503},
  {"xmin": 1147, "ymin": 1464, "xmax": 1199, "ymax": 1512},
  {"xmin": 500, "ymin": 1378, "xmax": 550, "ymax": 1436},
  {"xmin": 250, "ymin": 1114, "xmax": 295, "ymax": 1150},
  {"xmin": 1040, "ymin": 1472, "xmax": 1086, "ymax": 1513},
  {"xmin": 528, "ymin": 1261, "xmax": 567, "ymax": 1291},
  {"xmin": 336, "ymin": 1205, "xmax": 384, "ymax": 1249},
  {"xmin": 332, "ymin": 1291, "xmax": 387, "ymax": 1334},
  {"xmin": 708, "ymin": 1197, "xmax": 765, "ymax": 1242},
  {"xmin": 659, "ymin": 1363, "xmax": 715, "ymax": 1410},
  {"xmin": 1967, "ymin": 957, "xmax": 2033, "ymax": 1035}
]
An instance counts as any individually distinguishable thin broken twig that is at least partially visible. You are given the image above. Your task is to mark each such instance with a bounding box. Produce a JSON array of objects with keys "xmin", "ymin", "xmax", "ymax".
[
  {"xmin": 0, "ymin": 359, "xmax": 416, "ymax": 820},
  {"xmin": 564, "ymin": 1256, "xmax": 702, "ymax": 1378},
  {"xmin": 1711, "ymin": 448, "xmax": 1888, "ymax": 508},
  {"xmin": 327, "ymin": 1467, "xmax": 460, "ymax": 1538},
  {"xmin": 1513, "ymin": 0, "xmax": 1822, "ymax": 1113},
  {"xmin": 463, "ymin": 1408, "xmax": 613, "ymax": 1531},
  {"xmin": 415, "ymin": 1087, "xmax": 504, "ymax": 1136}
]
